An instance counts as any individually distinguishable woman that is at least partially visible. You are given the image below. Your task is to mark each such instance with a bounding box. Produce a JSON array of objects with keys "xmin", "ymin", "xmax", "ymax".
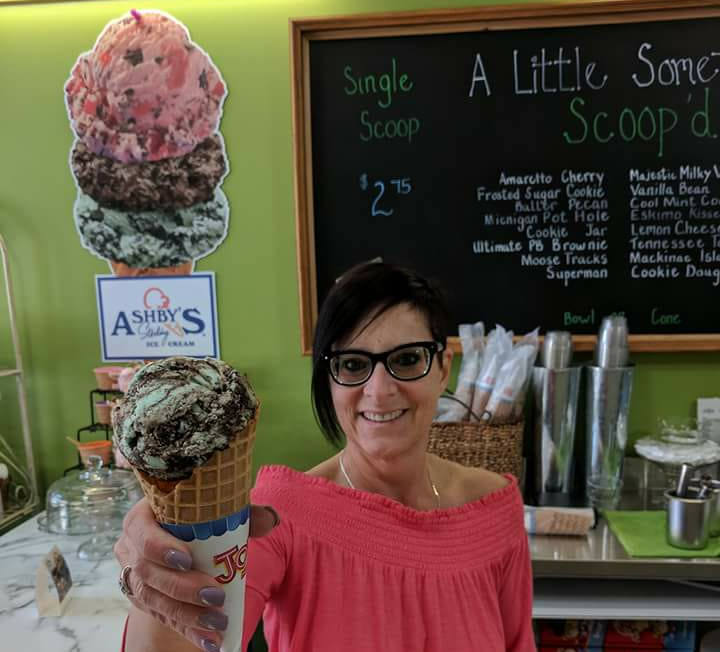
[{"xmin": 115, "ymin": 262, "xmax": 535, "ymax": 652}]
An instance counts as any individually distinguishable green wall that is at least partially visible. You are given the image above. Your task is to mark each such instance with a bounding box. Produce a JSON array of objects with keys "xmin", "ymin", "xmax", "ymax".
[{"xmin": 0, "ymin": 0, "xmax": 718, "ymax": 497}]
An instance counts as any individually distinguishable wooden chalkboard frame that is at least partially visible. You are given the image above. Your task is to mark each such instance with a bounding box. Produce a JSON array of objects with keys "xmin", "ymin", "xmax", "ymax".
[{"xmin": 290, "ymin": 0, "xmax": 720, "ymax": 355}]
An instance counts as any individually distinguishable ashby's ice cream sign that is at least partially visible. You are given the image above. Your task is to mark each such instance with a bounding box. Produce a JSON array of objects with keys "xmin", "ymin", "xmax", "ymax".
[{"xmin": 96, "ymin": 274, "xmax": 219, "ymax": 361}]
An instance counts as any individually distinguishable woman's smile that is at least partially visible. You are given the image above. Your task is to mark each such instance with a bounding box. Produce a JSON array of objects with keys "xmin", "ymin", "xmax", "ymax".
[{"xmin": 359, "ymin": 409, "xmax": 407, "ymax": 423}]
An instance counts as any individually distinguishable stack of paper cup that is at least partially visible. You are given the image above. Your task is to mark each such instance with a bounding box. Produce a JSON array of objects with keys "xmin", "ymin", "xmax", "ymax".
[
  {"xmin": 595, "ymin": 316, "xmax": 629, "ymax": 368},
  {"xmin": 540, "ymin": 331, "xmax": 573, "ymax": 369}
]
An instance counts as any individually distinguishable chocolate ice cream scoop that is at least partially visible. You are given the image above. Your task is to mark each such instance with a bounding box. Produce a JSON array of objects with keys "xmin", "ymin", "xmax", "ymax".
[
  {"xmin": 113, "ymin": 356, "xmax": 257, "ymax": 480},
  {"xmin": 71, "ymin": 135, "xmax": 227, "ymax": 211}
]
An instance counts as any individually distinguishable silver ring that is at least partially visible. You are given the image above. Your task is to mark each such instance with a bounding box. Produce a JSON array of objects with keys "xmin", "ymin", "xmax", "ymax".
[{"xmin": 118, "ymin": 565, "xmax": 134, "ymax": 598}]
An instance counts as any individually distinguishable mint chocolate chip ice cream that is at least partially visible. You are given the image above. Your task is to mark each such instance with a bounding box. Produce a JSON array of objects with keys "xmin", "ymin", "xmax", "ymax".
[
  {"xmin": 74, "ymin": 188, "xmax": 228, "ymax": 268},
  {"xmin": 112, "ymin": 357, "xmax": 258, "ymax": 480}
]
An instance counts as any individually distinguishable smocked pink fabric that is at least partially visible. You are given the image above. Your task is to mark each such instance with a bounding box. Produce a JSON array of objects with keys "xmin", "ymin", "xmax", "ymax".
[{"xmin": 242, "ymin": 465, "xmax": 535, "ymax": 652}]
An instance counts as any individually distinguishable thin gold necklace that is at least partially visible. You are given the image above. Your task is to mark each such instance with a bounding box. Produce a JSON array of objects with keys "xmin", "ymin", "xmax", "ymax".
[{"xmin": 339, "ymin": 451, "xmax": 441, "ymax": 508}]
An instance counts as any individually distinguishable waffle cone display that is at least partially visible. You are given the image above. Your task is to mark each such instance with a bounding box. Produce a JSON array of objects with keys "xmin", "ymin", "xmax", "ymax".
[
  {"xmin": 110, "ymin": 260, "xmax": 194, "ymax": 277},
  {"xmin": 135, "ymin": 408, "xmax": 259, "ymax": 525}
]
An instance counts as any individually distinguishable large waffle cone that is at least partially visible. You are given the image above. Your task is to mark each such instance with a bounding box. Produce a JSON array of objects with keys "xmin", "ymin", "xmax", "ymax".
[
  {"xmin": 110, "ymin": 260, "xmax": 194, "ymax": 277},
  {"xmin": 134, "ymin": 408, "xmax": 259, "ymax": 525}
]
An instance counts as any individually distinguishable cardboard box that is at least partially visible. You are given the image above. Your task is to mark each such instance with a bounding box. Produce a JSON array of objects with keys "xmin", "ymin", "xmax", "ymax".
[
  {"xmin": 539, "ymin": 649, "xmax": 693, "ymax": 652},
  {"xmin": 538, "ymin": 620, "xmax": 606, "ymax": 647},
  {"xmin": 604, "ymin": 620, "xmax": 696, "ymax": 649},
  {"xmin": 537, "ymin": 620, "xmax": 695, "ymax": 650}
]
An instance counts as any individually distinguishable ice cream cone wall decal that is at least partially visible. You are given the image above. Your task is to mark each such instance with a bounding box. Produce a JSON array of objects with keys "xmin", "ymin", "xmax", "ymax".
[{"xmin": 65, "ymin": 10, "xmax": 230, "ymax": 278}]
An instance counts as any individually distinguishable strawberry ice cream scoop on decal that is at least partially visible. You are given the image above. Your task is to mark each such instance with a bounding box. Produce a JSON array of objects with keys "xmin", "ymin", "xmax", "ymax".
[{"xmin": 65, "ymin": 10, "xmax": 226, "ymax": 164}]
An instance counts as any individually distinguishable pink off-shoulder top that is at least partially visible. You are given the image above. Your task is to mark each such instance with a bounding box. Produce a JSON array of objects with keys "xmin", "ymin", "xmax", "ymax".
[{"xmin": 242, "ymin": 465, "xmax": 535, "ymax": 652}]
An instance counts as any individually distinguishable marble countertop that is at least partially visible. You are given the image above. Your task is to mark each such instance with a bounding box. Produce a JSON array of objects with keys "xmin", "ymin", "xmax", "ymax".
[{"xmin": 0, "ymin": 513, "xmax": 129, "ymax": 652}]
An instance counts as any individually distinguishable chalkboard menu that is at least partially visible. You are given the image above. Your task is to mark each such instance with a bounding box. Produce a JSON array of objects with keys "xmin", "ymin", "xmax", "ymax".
[{"xmin": 290, "ymin": 1, "xmax": 720, "ymax": 353}]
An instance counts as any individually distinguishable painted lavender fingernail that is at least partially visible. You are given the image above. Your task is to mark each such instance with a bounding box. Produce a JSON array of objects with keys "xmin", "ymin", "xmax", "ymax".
[
  {"xmin": 201, "ymin": 639, "xmax": 220, "ymax": 652},
  {"xmin": 199, "ymin": 587, "xmax": 226, "ymax": 607},
  {"xmin": 164, "ymin": 549, "xmax": 192, "ymax": 571},
  {"xmin": 198, "ymin": 610, "xmax": 228, "ymax": 631}
]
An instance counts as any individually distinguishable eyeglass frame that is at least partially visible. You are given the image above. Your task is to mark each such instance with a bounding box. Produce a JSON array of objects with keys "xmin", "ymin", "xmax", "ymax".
[{"xmin": 323, "ymin": 340, "xmax": 445, "ymax": 386}]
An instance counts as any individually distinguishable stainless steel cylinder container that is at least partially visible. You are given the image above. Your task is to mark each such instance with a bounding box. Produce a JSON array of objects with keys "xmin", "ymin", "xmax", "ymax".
[
  {"xmin": 665, "ymin": 489, "xmax": 711, "ymax": 550},
  {"xmin": 532, "ymin": 366, "xmax": 581, "ymax": 505},
  {"xmin": 585, "ymin": 365, "xmax": 634, "ymax": 510}
]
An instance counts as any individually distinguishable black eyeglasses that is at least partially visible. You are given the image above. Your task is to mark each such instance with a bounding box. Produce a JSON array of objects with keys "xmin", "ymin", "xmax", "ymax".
[{"xmin": 324, "ymin": 341, "xmax": 444, "ymax": 386}]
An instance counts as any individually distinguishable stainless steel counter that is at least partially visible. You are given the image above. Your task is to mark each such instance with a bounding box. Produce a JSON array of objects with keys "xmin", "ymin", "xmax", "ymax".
[
  {"xmin": 530, "ymin": 457, "xmax": 720, "ymax": 580},
  {"xmin": 528, "ymin": 458, "xmax": 720, "ymax": 620},
  {"xmin": 531, "ymin": 517, "xmax": 720, "ymax": 581}
]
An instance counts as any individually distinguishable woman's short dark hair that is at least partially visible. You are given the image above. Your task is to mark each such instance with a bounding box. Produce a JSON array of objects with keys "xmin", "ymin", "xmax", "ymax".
[{"xmin": 311, "ymin": 261, "xmax": 450, "ymax": 446}]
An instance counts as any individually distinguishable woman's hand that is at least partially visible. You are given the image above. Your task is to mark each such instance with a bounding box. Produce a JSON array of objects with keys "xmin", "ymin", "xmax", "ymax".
[{"xmin": 115, "ymin": 498, "xmax": 279, "ymax": 651}]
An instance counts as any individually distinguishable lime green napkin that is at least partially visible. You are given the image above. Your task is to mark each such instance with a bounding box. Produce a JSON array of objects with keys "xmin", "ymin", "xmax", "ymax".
[{"xmin": 605, "ymin": 510, "xmax": 720, "ymax": 557}]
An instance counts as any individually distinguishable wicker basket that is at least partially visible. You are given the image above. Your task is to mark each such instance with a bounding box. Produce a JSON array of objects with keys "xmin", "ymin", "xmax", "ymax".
[{"xmin": 428, "ymin": 419, "xmax": 524, "ymax": 479}]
